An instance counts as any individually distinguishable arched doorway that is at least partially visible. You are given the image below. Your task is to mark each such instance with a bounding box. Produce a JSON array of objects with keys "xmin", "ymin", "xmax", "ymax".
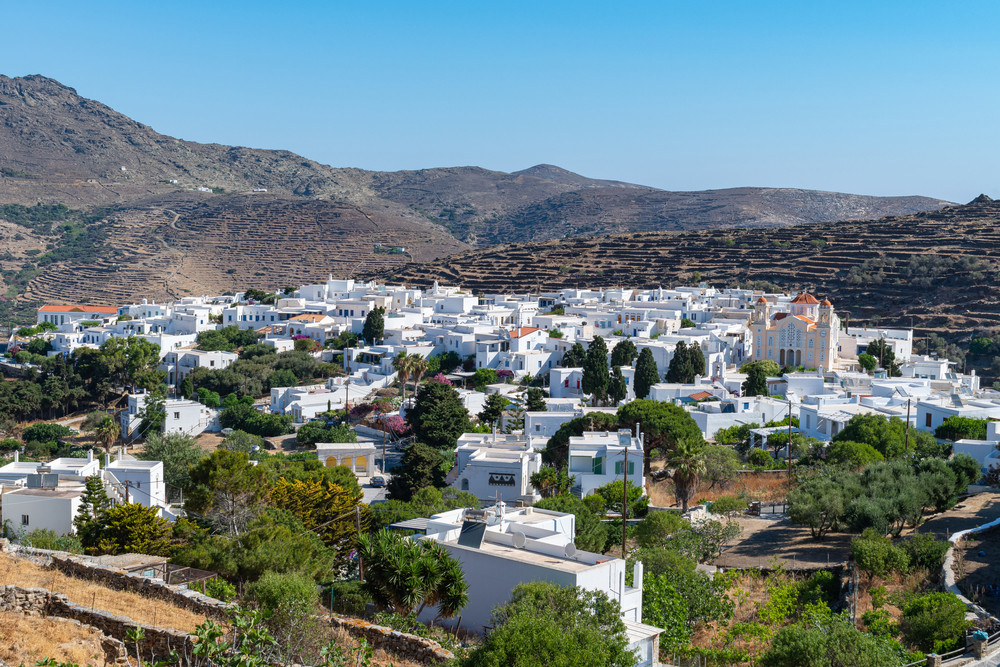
[
  {"xmin": 325, "ymin": 456, "xmax": 338, "ymax": 467},
  {"xmin": 779, "ymin": 349, "xmax": 786, "ymax": 365},
  {"xmin": 354, "ymin": 455, "xmax": 367, "ymax": 475},
  {"xmin": 342, "ymin": 456, "xmax": 353, "ymax": 470}
]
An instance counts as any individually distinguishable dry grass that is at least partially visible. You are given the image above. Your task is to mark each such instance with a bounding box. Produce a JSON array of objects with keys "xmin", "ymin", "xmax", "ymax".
[
  {"xmin": 0, "ymin": 552, "xmax": 208, "ymax": 633},
  {"xmin": 648, "ymin": 472, "xmax": 790, "ymax": 508},
  {"xmin": 0, "ymin": 610, "xmax": 107, "ymax": 666}
]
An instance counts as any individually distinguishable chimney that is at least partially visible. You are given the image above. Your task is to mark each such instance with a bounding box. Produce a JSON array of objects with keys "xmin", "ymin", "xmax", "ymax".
[
  {"xmin": 104, "ymin": 453, "xmax": 111, "ymax": 467},
  {"xmin": 14, "ymin": 451, "xmax": 18, "ymax": 463},
  {"xmin": 87, "ymin": 449, "xmax": 93, "ymax": 463}
]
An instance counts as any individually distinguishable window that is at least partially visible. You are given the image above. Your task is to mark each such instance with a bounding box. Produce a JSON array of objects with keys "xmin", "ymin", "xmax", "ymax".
[
  {"xmin": 808, "ymin": 339, "xmax": 814, "ymax": 348},
  {"xmin": 535, "ymin": 424, "xmax": 541, "ymax": 431},
  {"xmin": 768, "ymin": 336, "xmax": 774, "ymax": 346},
  {"xmin": 614, "ymin": 461, "xmax": 636, "ymax": 475},
  {"xmin": 564, "ymin": 379, "xmax": 569, "ymax": 387},
  {"xmin": 20, "ymin": 515, "xmax": 28, "ymax": 526},
  {"xmin": 744, "ymin": 402, "xmax": 750, "ymax": 410},
  {"xmin": 173, "ymin": 412, "xmax": 180, "ymax": 420},
  {"xmin": 592, "ymin": 457, "xmax": 604, "ymax": 475},
  {"xmin": 925, "ymin": 413, "xmax": 932, "ymax": 428}
]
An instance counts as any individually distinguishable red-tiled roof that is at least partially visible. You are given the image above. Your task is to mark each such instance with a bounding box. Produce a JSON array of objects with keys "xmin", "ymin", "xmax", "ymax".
[
  {"xmin": 689, "ymin": 391, "xmax": 714, "ymax": 400},
  {"xmin": 38, "ymin": 305, "xmax": 118, "ymax": 314},
  {"xmin": 289, "ymin": 313, "xmax": 328, "ymax": 323},
  {"xmin": 791, "ymin": 293, "xmax": 820, "ymax": 305},
  {"xmin": 773, "ymin": 313, "xmax": 788, "ymax": 320},
  {"xmin": 820, "ymin": 299, "xmax": 832, "ymax": 306},
  {"xmin": 509, "ymin": 327, "xmax": 542, "ymax": 338}
]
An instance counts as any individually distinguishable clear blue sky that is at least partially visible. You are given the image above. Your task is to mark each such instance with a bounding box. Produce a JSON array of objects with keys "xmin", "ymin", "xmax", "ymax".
[{"xmin": 2, "ymin": 1, "xmax": 997, "ymax": 202}]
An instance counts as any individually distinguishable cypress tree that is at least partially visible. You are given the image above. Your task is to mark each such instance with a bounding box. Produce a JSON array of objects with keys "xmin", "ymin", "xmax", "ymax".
[
  {"xmin": 581, "ymin": 336, "xmax": 610, "ymax": 405},
  {"xmin": 634, "ymin": 348, "xmax": 660, "ymax": 399},
  {"xmin": 362, "ymin": 307, "xmax": 385, "ymax": 344},
  {"xmin": 610, "ymin": 339, "xmax": 638, "ymax": 367},
  {"xmin": 607, "ymin": 366, "xmax": 628, "ymax": 404}
]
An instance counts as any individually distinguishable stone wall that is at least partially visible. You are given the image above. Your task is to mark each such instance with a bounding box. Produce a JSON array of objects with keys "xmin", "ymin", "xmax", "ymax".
[
  {"xmin": 945, "ymin": 517, "xmax": 1000, "ymax": 623},
  {"xmin": 1, "ymin": 541, "xmax": 231, "ymax": 621},
  {"xmin": 330, "ymin": 616, "xmax": 454, "ymax": 664},
  {"xmin": 47, "ymin": 553, "xmax": 232, "ymax": 620},
  {"xmin": 0, "ymin": 584, "xmax": 190, "ymax": 665}
]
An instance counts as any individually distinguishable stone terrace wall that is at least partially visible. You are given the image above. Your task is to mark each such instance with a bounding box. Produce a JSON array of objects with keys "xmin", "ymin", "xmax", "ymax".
[
  {"xmin": 331, "ymin": 616, "xmax": 454, "ymax": 664},
  {"xmin": 2, "ymin": 542, "xmax": 231, "ymax": 621},
  {"xmin": 0, "ymin": 584, "xmax": 192, "ymax": 665},
  {"xmin": 48, "ymin": 554, "xmax": 232, "ymax": 620}
]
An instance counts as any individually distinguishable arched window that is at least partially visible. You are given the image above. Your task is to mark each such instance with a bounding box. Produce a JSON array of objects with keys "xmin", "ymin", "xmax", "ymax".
[{"xmin": 461, "ymin": 479, "xmax": 470, "ymax": 491}]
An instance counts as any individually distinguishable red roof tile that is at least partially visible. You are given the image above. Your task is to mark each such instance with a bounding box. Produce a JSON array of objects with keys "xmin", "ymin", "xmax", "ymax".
[
  {"xmin": 791, "ymin": 293, "xmax": 820, "ymax": 305},
  {"xmin": 509, "ymin": 327, "xmax": 542, "ymax": 338}
]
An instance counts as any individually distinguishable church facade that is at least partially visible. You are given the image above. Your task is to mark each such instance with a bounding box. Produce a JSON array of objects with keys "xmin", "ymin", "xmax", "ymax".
[{"xmin": 750, "ymin": 293, "xmax": 840, "ymax": 371}]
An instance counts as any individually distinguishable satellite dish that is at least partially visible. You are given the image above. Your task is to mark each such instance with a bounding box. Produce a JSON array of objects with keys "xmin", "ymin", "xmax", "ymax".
[
  {"xmin": 564, "ymin": 543, "xmax": 577, "ymax": 559},
  {"xmin": 512, "ymin": 532, "xmax": 526, "ymax": 548}
]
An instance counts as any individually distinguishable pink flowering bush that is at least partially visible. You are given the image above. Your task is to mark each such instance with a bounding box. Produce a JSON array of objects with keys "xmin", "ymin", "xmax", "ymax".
[
  {"xmin": 428, "ymin": 373, "xmax": 452, "ymax": 385},
  {"xmin": 383, "ymin": 415, "xmax": 410, "ymax": 436}
]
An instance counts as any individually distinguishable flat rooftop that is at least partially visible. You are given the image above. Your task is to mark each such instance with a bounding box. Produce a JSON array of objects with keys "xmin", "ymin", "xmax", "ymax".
[
  {"xmin": 441, "ymin": 537, "xmax": 604, "ymax": 574},
  {"xmin": 9, "ymin": 488, "xmax": 82, "ymax": 499}
]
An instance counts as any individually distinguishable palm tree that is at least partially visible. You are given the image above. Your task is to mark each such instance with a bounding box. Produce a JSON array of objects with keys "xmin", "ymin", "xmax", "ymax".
[
  {"xmin": 393, "ymin": 352, "xmax": 414, "ymax": 403},
  {"xmin": 668, "ymin": 439, "xmax": 707, "ymax": 513},
  {"xmin": 410, "ymin": 357, "xmax": 430, "ymax": 397},
  {"xmin": 94, "ymin": 415, "xmax": 121, "ymax": 455}
]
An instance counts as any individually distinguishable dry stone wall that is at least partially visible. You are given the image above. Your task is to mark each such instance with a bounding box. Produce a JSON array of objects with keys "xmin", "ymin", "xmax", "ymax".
[
  {"xmin": 330, "ymin": 616, "xmax": 454, "ymax": 664},
  {"xmin": 2, "ymin": 542, "xmax": 231, "ymax": 620}
]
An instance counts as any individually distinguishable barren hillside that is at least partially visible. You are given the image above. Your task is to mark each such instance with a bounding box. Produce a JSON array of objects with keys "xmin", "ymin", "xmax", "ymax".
[{"xmin": 374, "ymin": 196, "xmax": 1000, "ymax": 333}]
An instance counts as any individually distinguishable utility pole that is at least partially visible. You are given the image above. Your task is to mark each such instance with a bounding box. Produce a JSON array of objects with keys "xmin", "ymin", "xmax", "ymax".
[
  {"xmin": 904, "ymin": 398, "xmax": 911, "ymax": 455},
  {"xmin": 622, "ymin": 442, "xmax": 628, "ymax": 559},
  {"xmin": 787, "ymin": 398, "xmax": 793, "ymax": 479},
  {"xmin": 123, "ymin": 479, "xmax": 132, "ymax": 504},
  {"xmin": 355, "ymin": 506, "xmax": 364, "ymax": 582}
]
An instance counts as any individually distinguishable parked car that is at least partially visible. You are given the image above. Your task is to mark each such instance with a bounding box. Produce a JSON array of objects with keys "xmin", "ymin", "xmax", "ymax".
[{"xmin": 370, "ymin": 475, "xmax": 387, "ymax": 487}]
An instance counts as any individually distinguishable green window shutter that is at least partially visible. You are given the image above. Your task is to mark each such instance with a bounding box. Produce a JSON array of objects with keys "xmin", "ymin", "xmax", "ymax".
[
  {"xmin": 628, "ymin": 462, "xmax": 635, "ymax": 475},
  {"xmin": 593, "ymin": 457, "xmax": 603, "ymax": 475},
  {"xmin": 615, "ymin": 461, "xmax": 622, "ymax": 475}
]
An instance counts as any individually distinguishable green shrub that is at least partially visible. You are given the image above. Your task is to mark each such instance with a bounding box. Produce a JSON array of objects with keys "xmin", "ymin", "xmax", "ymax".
[
  {"xmin": 21, "ymin": 423, "xmax": 73, "ymax": 443},
  {"xmin": 900, "ymin": 533, "xmax": 949, "ymax": 572},
  {"xmin": 245, "ymin": 571, "xmax": 322, "ymax": 656},
  {"xmin": 901, "ymin": 592, "xmax": 971, "ymax": 653},
  {"xmin": 748, "ymin": 448, "xmax": 774, "ymax": 467},
  {"xmin": 327, "ymin": 580, "xmax": 371, "ymax": 616},
  {"xmin": 708, "ymin": 495, "xmax": 746, "ymax": 516},
  {"xmin": 851, "ymin": 529, "xmax": 910, "ymax": 578},
  {"xmin": 634, "ymin": 510, "xmax": 685, "ymax": 548}
]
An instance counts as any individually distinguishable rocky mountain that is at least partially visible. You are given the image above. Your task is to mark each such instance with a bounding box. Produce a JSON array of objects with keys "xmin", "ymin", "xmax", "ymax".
[{"xmin": 0, "ymin": 73, "xmax": 955, "ymax": 318}]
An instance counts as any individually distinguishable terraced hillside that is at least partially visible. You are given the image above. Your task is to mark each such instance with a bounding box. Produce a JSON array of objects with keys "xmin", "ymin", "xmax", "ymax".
[
  {"xmin": 20, "ymin": 193, "xmax": 466, "ymax": 305},
  {"xmin": 376, "ymin": 196, "xmax": 1000, "ymax": 332}
]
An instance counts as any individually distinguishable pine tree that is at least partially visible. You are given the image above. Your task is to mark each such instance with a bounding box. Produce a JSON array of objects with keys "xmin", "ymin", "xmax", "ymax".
[
  {"xmin": 75, "ymin": 476, "xmax": 111, "ymax": 549},
  {"xmin": 634, "ymin": 348, "xmax": 660, "ymax": 399},
  {"xmin": 581, "ymin": 336, "xmax": 610, "ymax": 405},
  {"xmin": 744, "ymin": 362, "xmax": 769, "ymax": 397},
  {"xmin": 478, "ymin": 394, "xmax": 509, "ymax": 429},
  {"xmin": 525, "ymin": 387, "xmax": 548, "ymax": 412}
]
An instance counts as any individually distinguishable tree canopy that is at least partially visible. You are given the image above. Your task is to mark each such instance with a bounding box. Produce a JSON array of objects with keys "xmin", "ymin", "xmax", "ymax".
[
  {"xmin": 463, "ymin": 582, "xmax": 635, "ymax": 667},
  {"xmin": 406, "ymin": 381, "xmax": 474, "ymax": 449}
]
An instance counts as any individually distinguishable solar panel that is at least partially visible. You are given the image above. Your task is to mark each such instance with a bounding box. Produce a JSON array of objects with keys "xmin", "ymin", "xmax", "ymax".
[{"xmin": 457, "ymin": 520, "xmax": 487, "ymax": 549}]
